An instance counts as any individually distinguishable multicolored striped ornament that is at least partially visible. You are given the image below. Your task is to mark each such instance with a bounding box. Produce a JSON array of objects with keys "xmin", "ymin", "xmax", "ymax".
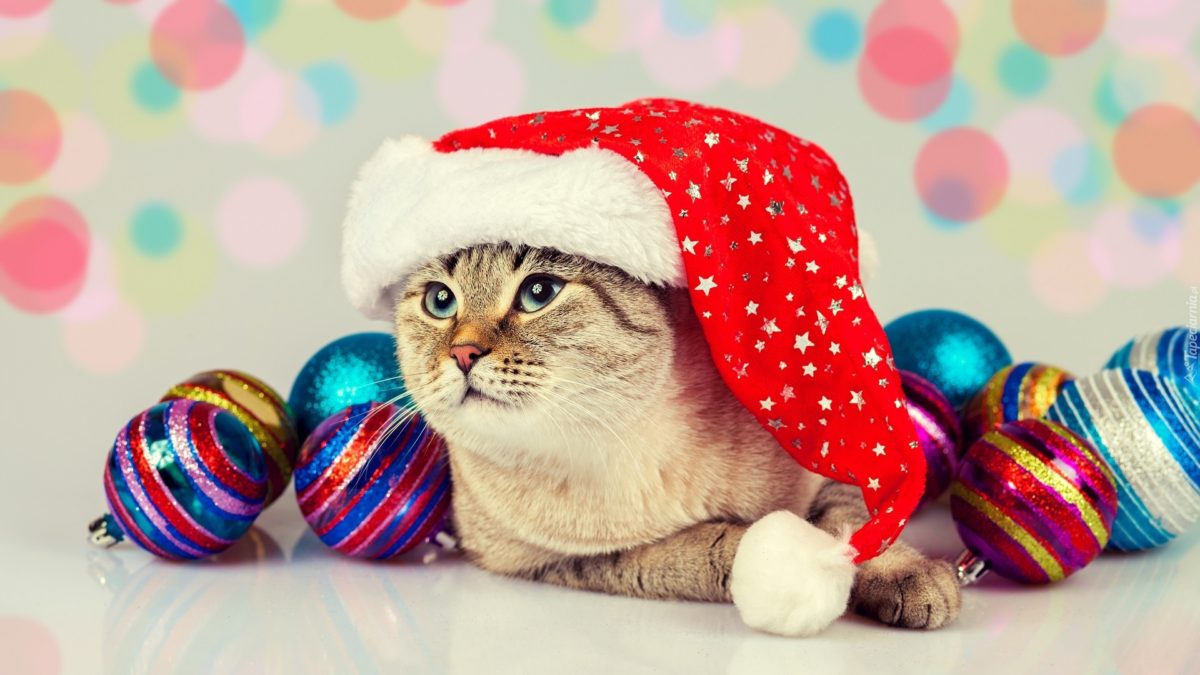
[
  {"xmin": 162, "ymin": 369, "xmax": 299, "ymax": 505},
  {"xmin": 900, "ymin": 371, "xmax": 960, "ymax": 505},
  {"xmin": 1106, "ymin": 327, "xmax": 1199, "ymax": 412},
  {"xmin": 295, "ymin": 402, "xmax": 451, "ymax": 559},
  {"xmin": 962, "ymin": 362, "xmax": 1075, "ymax": 448},
  {"xmin": 93, "ymin": 400, "xmax": 268, "ymax": 560},
  {"xmin": 1047, "ymin": 368, "xmax": 1200, "ymax": 551},
  {"xmin": 951, "ymin": 419, "xmax": 1117, "ymax": 584}
]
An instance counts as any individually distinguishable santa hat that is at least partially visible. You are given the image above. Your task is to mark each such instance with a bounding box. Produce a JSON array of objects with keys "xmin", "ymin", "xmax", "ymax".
[{"xmin": 341, "ymin": 99, "xmax": 925, "ymax": 632}]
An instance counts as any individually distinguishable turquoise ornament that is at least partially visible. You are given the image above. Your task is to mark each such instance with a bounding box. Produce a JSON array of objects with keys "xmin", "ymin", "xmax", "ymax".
[
  {"xmin": 1047, "ymin": 368, "xmax": 1200, "ymax": 551},
  {"xmin": 289, "ymin": 333, "xmax": 409, "ymax": 440},
  {"xmin": 884, "ymin": 309, "xmax": 1012, "ymax": 409},
  {"xmin": 1106, "ymin": 327, "xmax": 1199, "ymax": 413}
]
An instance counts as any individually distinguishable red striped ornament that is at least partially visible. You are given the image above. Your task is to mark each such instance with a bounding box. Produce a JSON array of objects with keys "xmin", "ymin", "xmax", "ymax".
[{"xmin": 951, "ymin": 419, "xmax": 1117, "ymax": 584}]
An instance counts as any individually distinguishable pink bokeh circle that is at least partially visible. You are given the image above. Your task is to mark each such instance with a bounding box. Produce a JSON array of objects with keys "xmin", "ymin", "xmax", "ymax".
[
  {"xmin": 1029, "ymin": 230, "xmax": 1109, "ymax": 314},
  {"xmin": 186, "ymin": 53, "xmax": 286, "ymax": 143},
  {"xmin": 150, "ymin": 0, "xmax": 245, "ymax": 90},
  {"xmin": 45, "ymin": 114, "xmax": 110, "ymax": 193},
  {"xmin": 0, "ymin": 616, "xmax": 60, "ymax": 675},
  {"xmin": 915, "ymin": 128, "xmax": 1009, "ymax": 222},
  {"xmin": 1113, "ymin": 103, "xmax": 1200, "ymax": 198},
  {"xmin": 1087, "ymin": 205, "xmax": 1181, "ymax": 288},
  {"xmin": 0, "ymin": 89, "xmax": 61, "ymax": 184},
  {"xmin": 1012, "ymin": 0, "xmax": 1107, "ymax": 56},
  {"xmin": 437, "ymin": 41, "xmax": 525, "ymax": 126},
  {"xmin": 59, "ymin": 237, "xmax": 117, "ymax": 323},
  {"xmin": 994, "ymin": 105, "xmax": 1084, "ymax": 203},
  {"xmin": 62, "ymin": 299, "xmax": 145, "ymax": 373},
  {"xmin": 215, "ymin": 177, "xmax": 307, "ymax": 267},
  {"xmin": 639, "ymin": 20, "xmax": 740, "ymax": 92},
  {"xmin": 858, "ymin": 0, "xmax": 957, "ymax": 120},
  {"xmin": 1108, "ymin": 0, "xmax": 1199, "ymax": 49},
  {"xmin": 0, "ymin": 0, "xmax": 51, "ymax": 18},
  {"xmin": 0, "ymin": 196, "xmax": 90, "ymax": 314},
  {"xmin": 732, "ymin": 6, "xmax": 797, "ymax": 88}
]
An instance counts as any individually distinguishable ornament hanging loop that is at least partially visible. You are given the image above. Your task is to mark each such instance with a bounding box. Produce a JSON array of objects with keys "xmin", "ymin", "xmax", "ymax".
[
  {"xmin": 88, "ymin": 513, "xmax": 123, "ymax": 548},
  {"xmin": 955, "ymin": 549, "xmax": 989, "ymax": 586}
]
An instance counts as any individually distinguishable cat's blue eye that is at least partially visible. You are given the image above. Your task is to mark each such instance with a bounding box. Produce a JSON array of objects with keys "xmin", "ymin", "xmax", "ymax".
[
  {"xmin": 515, "ymin": 275, "xmax": 564, "ymax": 313},
  {"xmin": 423, "ymin": 282, "xmax": 457, "ymax": 319}
]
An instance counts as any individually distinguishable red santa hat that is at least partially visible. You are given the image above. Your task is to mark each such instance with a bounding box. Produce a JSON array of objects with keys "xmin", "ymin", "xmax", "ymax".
[{"xmin": 341, "ymin": 99, "xmax": 925, "ymax": 632}]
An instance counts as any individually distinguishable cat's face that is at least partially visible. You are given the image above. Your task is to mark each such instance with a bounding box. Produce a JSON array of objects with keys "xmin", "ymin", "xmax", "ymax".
[{"xmin": 393, "ymin": 244, "xmax": 675, "ymax": 468}]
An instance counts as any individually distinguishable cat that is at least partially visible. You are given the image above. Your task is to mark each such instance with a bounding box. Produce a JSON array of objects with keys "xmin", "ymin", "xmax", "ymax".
[{"xmin": 391, "ymin": 242, "xmax": 961, "ymax": 633}]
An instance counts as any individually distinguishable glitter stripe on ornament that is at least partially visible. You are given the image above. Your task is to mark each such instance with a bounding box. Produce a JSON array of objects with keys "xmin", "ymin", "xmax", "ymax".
[
  {"xmin": 164, "ymin": 404, "xmax": 260, "ymax": 539},
  {"xmin": 963, "ymin": 362, "xmax": 1074, "ymax": 447},
  {"xmin": 295, "ymin": 402, "xmax": 451, "ymax": 559},
  {"xmin": 121, "ymin": 416, "xmax": 220, "ymax": 556},
  {"xmin": 955, "ymin": 444, "xmax": 1070, "ymax": 576},
  {"xmin": 162, "ymin": 369, "xmax": 299, "ymax": 505},
  {"xmin": 1105, "ymin": 327, "xmax": 1200, "ymax": 408},
  {"xmin": 950, "ymin": 482, "xmax": 1063, "ymax": 582},
  {"xmin": 101, "ymin": 400, "xmax": 267, "ymax": 559},
  {"xmin": 295, "ymin": 404, "xmax": 394, "ymax": 519},
  {"xmin": 1093, "ymin": 373, "xmax": 1200, "ymax": 529},
  {"xmin": 169, "ymin": 402, "xmax": 264, "ymax": 517},
  {"xmin": 951, "ymin": 419, "xmax": 1116, "ymax": 584},
  {"xmin": 104, "ymin": 457, "xmax": 178, "ymax": 558},
  {"xmin": 1047, "ymin": 369, "xmax": 1200, "ymax": 550},
  {"xmin": 342, "ymin": 438, "xmax": 450, "ymax": 559},
  {"xmin": 986, "ymin": 431, "xmax": 1110, "ymax": 547}
]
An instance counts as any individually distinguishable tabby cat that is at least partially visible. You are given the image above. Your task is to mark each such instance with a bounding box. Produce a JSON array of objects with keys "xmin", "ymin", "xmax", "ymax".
[{"xmin": 391, "ymin": 243, "xmax": 960, "ymax": 634}]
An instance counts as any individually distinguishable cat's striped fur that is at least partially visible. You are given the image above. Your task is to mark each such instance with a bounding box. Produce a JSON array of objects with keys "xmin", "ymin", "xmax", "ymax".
[{"xmin": 392, "ymin": 244, "xmax": 960, "ymax": 629}]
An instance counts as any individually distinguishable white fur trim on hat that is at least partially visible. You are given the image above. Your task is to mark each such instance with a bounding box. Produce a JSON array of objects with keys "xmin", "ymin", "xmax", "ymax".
[{"xmin": 341, "ymin": 136, "xmax": 684, "ymax": 320}]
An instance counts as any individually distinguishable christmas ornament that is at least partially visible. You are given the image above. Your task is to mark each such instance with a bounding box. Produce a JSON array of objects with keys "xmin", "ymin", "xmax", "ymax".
[
  {"xmin": 162, "ymin": 369, "xmax": 298, "ymax": 505},
  {"xmin": 340, "ymin": 98, "xmax": 924, "ymax": 575},
  {"xmin": 952, "ymin": 419, "xmax": 1117, "ymax": 585},
  {"xmin": 884, "ymin": 309, "xmax": 1012, "ymax": 409},
  {"xmin": 962, "ymin": 362, "xmax": 1074, "ymax": 448},
  {"xmin": 900, "ymin": 370, "xmax": 960, "ymax": 506},
  {"xmin": 295, "ymin": 402, "xmax": 451, "ymax": 559},
  {"xmin": 1106, "ymin": 327, "xmax": 1199, "ymax": 410},
  {"xmin": 90, "ymin": 400, "xmax": 267, "ymax": 560},
  {"xmin": 1046, "ymin": 368, "xmax": 1200, "ymax": 551},
  {"xmin": 289, "ymin": 332, "xmax": 410, "ymax": 441}
]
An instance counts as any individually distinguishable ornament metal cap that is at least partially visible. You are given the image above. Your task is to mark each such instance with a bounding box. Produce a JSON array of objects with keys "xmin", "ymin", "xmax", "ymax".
[
  {"xmin": 955, "ymin": 549, "xmax": 989, "ymax": 586},
  {"xmin": 88, "ymin": 513, "xmax": 123, "ymax": 548}
]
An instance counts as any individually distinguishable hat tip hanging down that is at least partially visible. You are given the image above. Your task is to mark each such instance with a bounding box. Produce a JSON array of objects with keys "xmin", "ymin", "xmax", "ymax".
[{"xmin": 340, "ymin": 99, "xmax": 925, "ymax": 584}]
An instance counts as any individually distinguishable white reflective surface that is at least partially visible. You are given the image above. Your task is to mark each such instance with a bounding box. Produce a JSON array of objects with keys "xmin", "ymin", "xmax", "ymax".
[{"xmin": 3, "ymin": 483, "xmax": 1199, "ymax": 674}]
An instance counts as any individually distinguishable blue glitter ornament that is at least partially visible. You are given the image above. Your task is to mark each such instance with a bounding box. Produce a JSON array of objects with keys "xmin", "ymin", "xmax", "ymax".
[
  {"xmin": 1106, "ymin": 327, "xmax": 1199, "ymax": 413},
  {"xmin": 1047, "ymin": 368, "xmax": 1200, "ymax": 552},
  {"xmin": 884, "ymin": 309, "xmax": 1012, "ymax": 409},
  {"xmin": 289, "ymin": 332, "xmax": 410, "ymax": 440}
]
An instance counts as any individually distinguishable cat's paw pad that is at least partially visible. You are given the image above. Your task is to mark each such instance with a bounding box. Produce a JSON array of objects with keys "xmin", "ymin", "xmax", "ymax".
[
  {"xmin": 730, "ymin": 511, "xmax": 855, "ymax": 637},
  {"xmin": 852, "ymin": 556, "xmax": 961, "ymax": 630}
]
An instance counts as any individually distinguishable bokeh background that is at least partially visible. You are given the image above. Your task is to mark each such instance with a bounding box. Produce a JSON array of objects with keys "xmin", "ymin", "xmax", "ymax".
[
  {"xmin": 2, "ymin": 0, "xmax": 1198, "ymax": 438},
  {"xmin": 1, "ymin": 2, "xmax": 1198, "ymax": 670}
]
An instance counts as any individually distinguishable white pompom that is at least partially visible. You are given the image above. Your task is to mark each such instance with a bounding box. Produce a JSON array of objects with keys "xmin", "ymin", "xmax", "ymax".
[{"xmin": 730, "ymin": 511, "xmax": 856, "ymax": 637}]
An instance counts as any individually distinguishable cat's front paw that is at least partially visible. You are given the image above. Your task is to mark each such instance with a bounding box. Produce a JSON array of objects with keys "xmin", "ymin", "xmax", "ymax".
[
  {"xmin": 729, "ymin": 511, "xmax": 855, "ymax": 637},
  {"xmin": 852, "ymin": 555, "xmax": 961, "ymax": 630}
]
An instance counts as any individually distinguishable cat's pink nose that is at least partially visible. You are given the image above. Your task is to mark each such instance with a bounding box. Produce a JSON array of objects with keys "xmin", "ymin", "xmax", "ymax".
[{"xmin": 450, "ymin": 343, "xmax": 487, "ymax": 373}]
